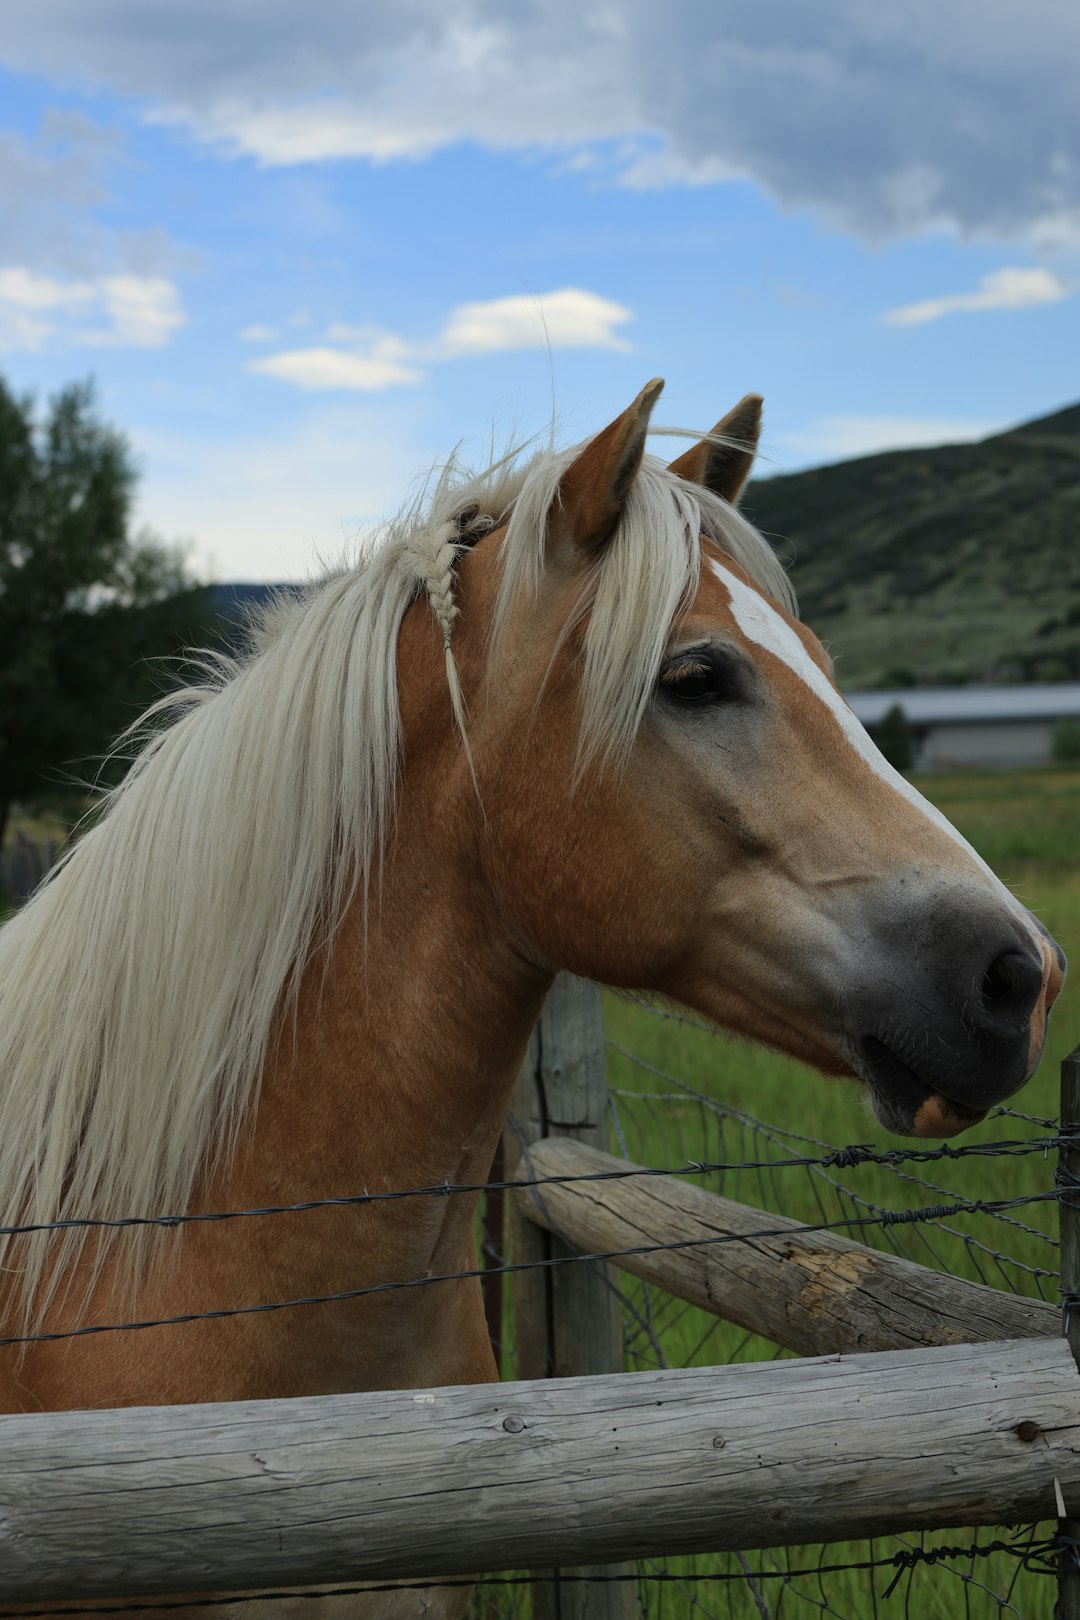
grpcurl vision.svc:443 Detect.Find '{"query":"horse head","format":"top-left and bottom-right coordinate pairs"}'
top-left (450, 381), bottom-right (1065, 1137)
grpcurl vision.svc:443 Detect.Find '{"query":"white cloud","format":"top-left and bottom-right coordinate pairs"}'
top-left (617, 149), bottom-right (737, 192)
top-left (884, 267), bottom-right (1073, 326)
top-left (0, 112), bottom-right (117, 273)
top-left (0, 111), bottom-right (191, 355)
top-left (132, 407), bottom-right (425, 581)
top-left (0, 264), bottom-right (185, 352)
top-left (0, 264), bottom-right (95, 317)
top-left (0, 307), bottom-right (50, 349)
top-left (0, 266), bottom-right (94, 349)
top-left (250, 288), bottom-right (632, 393)
top-left (178, 102), bottom-right (456, 168)
top-left (780, 415), bottom-right (1002, 464)
top-left (437, 290), bottom-right (631, 356)
top-left (0, 265), bottom-right (96, 313)
top-left (82, 275), bottom-right (185, 347)
top-left (240, 322), bottom-right (278, 343)
top-left (0, 110), bottom-right (192, 278)
top-left (249, 345), bottom-right (423, 392)
top-left (2, 2), bottom-right (1079, 241)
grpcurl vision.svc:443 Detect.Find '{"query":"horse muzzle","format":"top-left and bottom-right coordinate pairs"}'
top-left (842, 896), bottom-right (1065, 1139)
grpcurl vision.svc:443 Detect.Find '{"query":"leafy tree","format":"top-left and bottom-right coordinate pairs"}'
top-left (1052, 718), bottom-right (1080, 765)
top-left (880, 666), bottom-right (917, 689)
top-left (0, 376), bottom-right (210, 844)
top-left (875, 702), bottom-right (914, 772)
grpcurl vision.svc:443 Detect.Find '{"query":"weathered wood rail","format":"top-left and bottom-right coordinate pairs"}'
top-left (0, 1337), bottom-right (1077, 1603)
top-left (515, 1136), bottom-right (1059, 1355)
top-left (504, 975), bottom-right (634, 1620)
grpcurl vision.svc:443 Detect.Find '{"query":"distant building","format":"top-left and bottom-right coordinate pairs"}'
top-left (848, 684), bottom-right (1080, 770)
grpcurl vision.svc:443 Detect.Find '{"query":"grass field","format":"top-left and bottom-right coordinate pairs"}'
top-left (590, 768), bottom-right (1080, 1619)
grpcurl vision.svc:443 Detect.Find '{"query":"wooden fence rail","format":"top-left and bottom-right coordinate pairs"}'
top-left (515, 1136), bottom-right (1059, 1356)
top-left (0, 1337), bottom-right (1076, 1603)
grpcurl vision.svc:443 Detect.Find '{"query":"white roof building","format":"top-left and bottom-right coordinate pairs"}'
top-left (846, 683), bottom-right (1080, 770)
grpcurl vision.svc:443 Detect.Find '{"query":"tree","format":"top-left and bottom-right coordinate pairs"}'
top-left (875, 702), bottom-right (914, 772)
top-left (0, 376), bottom-right (210, 844)
top-left (1052, 718), bottom-right (1080, 765)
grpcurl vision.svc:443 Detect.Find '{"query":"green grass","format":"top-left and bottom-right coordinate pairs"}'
top-left (925, 766), bottom-right (1080, 870)
top-left (560, 769), bottom-right (1080, 1619)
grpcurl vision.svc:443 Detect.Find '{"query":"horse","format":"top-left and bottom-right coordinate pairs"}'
top-left (0, 382), bottom-right (1065, 1617)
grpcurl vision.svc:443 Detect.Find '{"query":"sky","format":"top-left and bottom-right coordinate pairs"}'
top-left (0, 2), bottom-right (1078, 584)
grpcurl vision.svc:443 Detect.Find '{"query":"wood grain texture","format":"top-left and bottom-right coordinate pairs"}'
top-left (502, 979), bottom-right (632, 1620)
top-left (517, 1137), bottom-right (1059, 1355)
top-left (0, 1338), bottom-right (1077, 1602)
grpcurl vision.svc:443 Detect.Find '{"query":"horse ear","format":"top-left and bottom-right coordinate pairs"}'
top-left (667, 392), bottom-right (763, 506)
top-left (553, 378), bottom-right (664, 555)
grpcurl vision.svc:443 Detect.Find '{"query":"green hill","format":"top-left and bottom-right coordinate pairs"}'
top-left (743, 403), bottom-right (1080, 688)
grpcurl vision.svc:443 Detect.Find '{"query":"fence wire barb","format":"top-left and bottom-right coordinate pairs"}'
top-left (0, 1135), bottom-right (1064, 1241)
top-left (1, 1182), bottom-right (1063, 1346)
top-left (0, 1532), bottom-right (1065, 1617)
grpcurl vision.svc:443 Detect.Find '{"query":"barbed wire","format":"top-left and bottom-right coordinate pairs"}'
top-left (0, 1132), bottom-right (1065, 1241)
top-left (1, 1181), bottom-right (1062, 1346)
top-left (0, 1531), bottom-right (1067, 1617)
top-left (606, 1045), bottom-right (1066, 1275)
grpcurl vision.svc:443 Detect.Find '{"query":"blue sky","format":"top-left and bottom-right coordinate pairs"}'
top-left (1, 3), bottom-right (1078, 581)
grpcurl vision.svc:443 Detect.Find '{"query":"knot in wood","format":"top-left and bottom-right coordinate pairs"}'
top-left (711, 1435), bottom-right (726, 1450)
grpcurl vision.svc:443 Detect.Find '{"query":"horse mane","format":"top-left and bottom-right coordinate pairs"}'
top-left (0, 429), bottom-right (793, 1318)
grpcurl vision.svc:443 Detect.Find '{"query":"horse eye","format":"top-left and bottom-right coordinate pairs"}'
top-left (659, 656), bottom-right (738, 706)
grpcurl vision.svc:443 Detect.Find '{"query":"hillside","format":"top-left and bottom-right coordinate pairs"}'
top-left (743, 403), bottom-right (1080, 688)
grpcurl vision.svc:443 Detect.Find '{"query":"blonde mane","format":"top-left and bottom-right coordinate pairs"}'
top-left (0, 430), bottom-right (793, 1316)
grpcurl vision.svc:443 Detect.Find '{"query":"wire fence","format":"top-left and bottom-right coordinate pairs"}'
top-left (482, 1000), bottom-right (1075, 1620)
top-left (0, 1535), bottom-right (1071, 1620)
top-left (0, 994), bottom-right (1075, 1618)
top-left (0, 1125), bottom-right (1062, 1348)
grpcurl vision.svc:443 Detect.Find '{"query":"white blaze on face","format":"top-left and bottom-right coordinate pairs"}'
top-left (709, 558), bottom-right (1031, 925)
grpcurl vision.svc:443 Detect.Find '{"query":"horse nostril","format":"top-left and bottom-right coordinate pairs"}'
top-left (981, 947), bottom-right (1043, 1022)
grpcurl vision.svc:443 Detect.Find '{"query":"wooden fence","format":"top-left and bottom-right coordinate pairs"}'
top-left (3, 1338), bottom-right (1077, 1602)
top-left (0, 975), bottom-right (1076, 1617)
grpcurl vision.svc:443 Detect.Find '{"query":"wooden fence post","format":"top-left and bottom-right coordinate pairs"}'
top-left (1058, 1044), bottom-right (1080, 1620)
top-left (504, 975), bottom-right (635, 1620)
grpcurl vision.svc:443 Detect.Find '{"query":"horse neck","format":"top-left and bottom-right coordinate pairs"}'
top-left (226, 726), bottom-right (552, 1251)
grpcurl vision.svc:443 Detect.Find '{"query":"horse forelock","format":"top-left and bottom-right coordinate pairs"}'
top-left (0, 426), bottom-right (791, 1321)
top-left (489, 442), bottom-right (794, 769)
